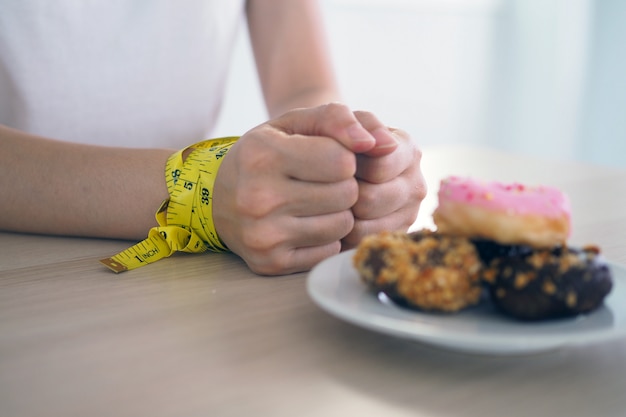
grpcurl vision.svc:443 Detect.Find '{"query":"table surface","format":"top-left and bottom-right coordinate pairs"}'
top-left (2, 145), bottom-right (626, 417)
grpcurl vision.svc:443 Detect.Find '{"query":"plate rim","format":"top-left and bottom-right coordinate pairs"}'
top-left (306, 249), bottom-right (626, 355)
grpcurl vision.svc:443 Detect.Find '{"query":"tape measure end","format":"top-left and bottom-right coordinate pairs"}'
top-left (100, 258), bottom-right (128, 273)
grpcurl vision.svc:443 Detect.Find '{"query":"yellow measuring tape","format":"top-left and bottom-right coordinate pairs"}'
top-left (100, 137), bottom-right (239, 273)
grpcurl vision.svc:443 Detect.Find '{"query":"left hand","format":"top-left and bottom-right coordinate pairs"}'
top-left (341, 111), bottom-right (427, 249)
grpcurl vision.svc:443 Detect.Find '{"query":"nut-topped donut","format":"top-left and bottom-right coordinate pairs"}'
top-left (433, 176), bottom-right (571, 248)
top-left (353, 229), bottom-right (483, 313)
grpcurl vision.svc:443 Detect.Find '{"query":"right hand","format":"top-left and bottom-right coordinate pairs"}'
top-left (213, 103), bottom-right (377, 275)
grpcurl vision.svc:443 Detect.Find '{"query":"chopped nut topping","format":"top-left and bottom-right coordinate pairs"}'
top-left (566, 291), bottom-right (577, 307)
top-left (542, 280), bottom-right (557, 295)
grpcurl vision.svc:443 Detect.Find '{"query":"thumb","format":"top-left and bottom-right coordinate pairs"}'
top-left (272, 103), bottom-right (376, 153)
top-left (353, 110), bottom-right (400, 158)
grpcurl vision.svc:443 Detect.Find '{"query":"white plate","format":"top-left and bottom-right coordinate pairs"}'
top-left (307, 250), bottom-right (626, 355)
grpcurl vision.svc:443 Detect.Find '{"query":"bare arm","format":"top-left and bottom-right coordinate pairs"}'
top-left (0, 125), bottom-right (170, 240)
top-left (246, 0), bottom-right (341, 116)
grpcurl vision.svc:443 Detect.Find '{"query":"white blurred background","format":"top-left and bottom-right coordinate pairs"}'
top-left (213, 0), bottom-right (625, 168)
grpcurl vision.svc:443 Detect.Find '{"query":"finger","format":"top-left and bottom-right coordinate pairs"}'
top-left (341, 203), bottom-right (422, 250)
top-left (283, 210), bottom-right (355, 274)
top-left (286, 242), bottom-right (342, 274)
top-left (353, 111), bottom-right (399, 157)
top-left (281, 134), bottom-right (358, 182)
top-left (351, 177), bottom-right (407, 220)
top-left (354, 162), bottom-right (427, 220)
top-left (355, 134), bottom-right (421, 184)
top-left (236, 210), bottom-right (354, 275)
top-left (236, 126), bottom-right (357, 183)
top-left (239, 177), bottom-right (358, 219)
top-left (286, 178), bottom-right (359, 216)
top-left (250, 242), bottom-right (342, 276)
top-left (289, 210), bottom-right (355, 248)
top-left (273, 103), bottom-right (376, 153)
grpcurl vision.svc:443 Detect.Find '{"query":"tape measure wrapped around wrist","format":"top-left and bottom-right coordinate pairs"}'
top-left (100, 136), bottom-right (239, 273)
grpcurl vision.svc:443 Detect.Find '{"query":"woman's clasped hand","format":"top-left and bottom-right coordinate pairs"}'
top-left (213, 103), bottom-right (427, 275)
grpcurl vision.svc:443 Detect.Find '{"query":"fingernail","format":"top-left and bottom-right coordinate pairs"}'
top-left (347, 123), bottom-right (375, 144)
top-left (372, 127), bottom-right (398, 148)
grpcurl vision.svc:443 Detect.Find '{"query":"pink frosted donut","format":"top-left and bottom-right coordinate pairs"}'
top-left (432, 176), bottom-right (571, 248)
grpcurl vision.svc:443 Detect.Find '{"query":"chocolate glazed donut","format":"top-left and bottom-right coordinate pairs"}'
top-left (477, 243), bottom-right (613, 321)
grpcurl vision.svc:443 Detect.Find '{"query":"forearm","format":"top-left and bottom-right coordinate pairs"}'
top-left (247, 0), bottom-right (341, 118)
top-left (0, 125), bottom-right (171, 240)
top-left (265, 86), bottom-right (342, 119)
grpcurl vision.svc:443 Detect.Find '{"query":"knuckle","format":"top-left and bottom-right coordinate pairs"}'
top-left (343, 178), bottom-right (359, 205)
top-left (318, 102), bottom-right (356, 133)
top-left (360, 157), bottom-right (392, 184)
top-left (352, 184), bottom-right (376, 218)
top-left (396, 206), bottom-right (419, 231)
top-left (238, 228), bottom-right (269, 253)
top-left (405, 165), bottom-right (427, 203)
top-left (338, 209), bottom-right (356, 237)
top-left (326, 241), bottom-right (343, 256)
top-left (322, 101), bottom-right (350, 115)
top-left (235, 187), bottom-right (284, 219)
top-left (248, 254), bottom-right (290, 276)
top-left (324, 211), bottom-right (355, 242)
top-left (238, 142), bottom-right (277, 173)
top-left (415, 178), bottom-right (428, 201)
top-left (342, 222), bottom-right (366, 248)
top-left (372, 162), bottom-right (393, 184)
top-left (239, 222), bottom-right (284, 253)
top-left (335, 150), bottom-right (357, 178)
top-left (411, 143), bottom-right (423, 162)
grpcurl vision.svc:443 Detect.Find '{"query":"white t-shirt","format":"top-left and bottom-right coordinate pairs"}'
top-left (0, 0), bottom-right (246, 149)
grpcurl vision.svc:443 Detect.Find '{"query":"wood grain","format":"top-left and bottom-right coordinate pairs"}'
top-left (2, 146), bottom-right (625, 417)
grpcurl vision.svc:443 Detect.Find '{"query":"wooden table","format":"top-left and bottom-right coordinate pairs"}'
top-left (2, 145), bottom-right (626, 417)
